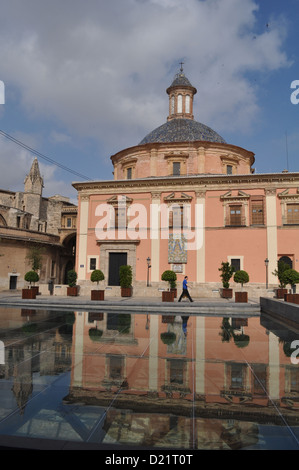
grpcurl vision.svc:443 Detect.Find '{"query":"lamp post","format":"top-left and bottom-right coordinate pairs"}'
top-left (264, 258), bottom-right (269, 289)
top-left (147, 257), bottom-right (151, 287)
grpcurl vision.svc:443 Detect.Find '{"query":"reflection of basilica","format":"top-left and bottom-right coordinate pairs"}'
top-left (0, 308), bottom-right (298, 448)
top-left (0, 308), bottom-right (73, 414)
top-left (63, 311), bottom-right (299, 449)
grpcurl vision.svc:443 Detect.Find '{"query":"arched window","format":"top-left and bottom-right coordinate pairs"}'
top-left (177, 94), bottom-right (182, 113)
top-left (185, 95), bottom-right (190, 113)
top-left (171, 95), bottom-right (175, 114)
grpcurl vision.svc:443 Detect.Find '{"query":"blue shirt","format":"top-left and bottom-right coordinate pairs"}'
top-left (183, 279), bottom-right (188, 289)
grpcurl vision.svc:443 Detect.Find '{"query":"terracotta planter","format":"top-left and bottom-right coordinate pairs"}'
top-left (30, 286), bottom-right (39, 295)
top-left (162, 291), bottom-right (174, 302)
top-left (276, 288), bottom-right (288, 299)
top-left (88, 312), bottom-right (104, 321)
top-left (284, 293), bottom-right (299, 304)
top-left (121, 287), bottom-right (132, 297)
top-left (170, 288), bottom-right (177, 298)
top-left (91, 290), bottom-right (105, 301)
top-left (21, 308), bottom-right (36, 316)
top-left (235, 291), bottom-right (248, 303)
top-left (221, 288), bottom-right (233, 299)
top-left (162, 315), bottom-right (175, 323)
top-left (67, 286), bottom-right (78, 296)
top-left (22, 288), bottom-right (36, 299)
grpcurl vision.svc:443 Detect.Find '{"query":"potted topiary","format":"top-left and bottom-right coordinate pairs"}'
top-left (218, 262), bottom-right (235, 298)
top-left (89, 327), bottom-right (103, 341)
top-left (161, 270), bottom-right (177, 302)
top-left (119, 265), bottom-right (133, 297)
top-left (273, 260), bottom-right (290, 298)
top-left (281, 269), bottom-right (299, 304)
top-left (25, 246), bottom-right (43, 295)
top-left (233, 270), bottom-right (249, 303)
top-left (90, 269), bottom-right (105, 300)
top-left (67, 269), bottom-right (78, 296)
top-left (160, 332), bottom-right (176, 345)
top-left (22, 271), bottom-right (39, 299)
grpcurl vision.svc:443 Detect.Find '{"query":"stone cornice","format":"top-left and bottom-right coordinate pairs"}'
top-left (110, 140), bottom-right (255, 164)
top-left (73, 172), bottom-right (299, 195)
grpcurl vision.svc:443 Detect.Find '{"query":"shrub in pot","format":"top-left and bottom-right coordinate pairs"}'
top-left (119, 265), bottom-right (133, 297)
top-left (161, 270), bottom-right (177, 302)
top-left (272, 260), bottom-right (290, 298)
top-left (90, 269), bottom-right (105, 300)
top-left (160, 332), bottom-right (176, 345)
top-left (281, 269), bottom-right (299, 303)
top-left (219, 262), bottom-right (234, 298)
top-left (67, 269), bottom-right (78, 296)
top-left (89, 327), bottom-right (103, 341)
top-left (233, 270), bottom-right (249, 303)
top-left (22, 271), bottom-right (39, 299)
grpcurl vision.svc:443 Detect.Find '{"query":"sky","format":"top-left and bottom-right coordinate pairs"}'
top-left (0, 0), bottom-right (298, 203)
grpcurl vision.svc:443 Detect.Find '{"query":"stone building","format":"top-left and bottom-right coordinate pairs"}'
top-left (0, 158), bottom-right (77, 290)
top-left (73, 68), bottom-right (299, 297)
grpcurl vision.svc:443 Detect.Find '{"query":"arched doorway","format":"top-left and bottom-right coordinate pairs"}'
top-left (64, 260), bottom-right (74, 284)
top-left (279, 256), bottom-right (293, 269)
top-left (61, 232), bottom-right (76, 284)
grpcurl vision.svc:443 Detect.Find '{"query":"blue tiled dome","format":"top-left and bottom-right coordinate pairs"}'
top-left (139, 118), bottom-right (226, 145)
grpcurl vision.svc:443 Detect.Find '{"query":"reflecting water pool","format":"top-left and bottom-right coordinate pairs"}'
top-left (0, 307), bottom-right (298, 450)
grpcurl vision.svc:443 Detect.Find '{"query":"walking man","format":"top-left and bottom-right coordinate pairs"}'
top-left (178, 276), bottom-right (193, 302)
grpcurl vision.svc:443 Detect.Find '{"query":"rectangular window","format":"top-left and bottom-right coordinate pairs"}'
top-left (89, 258), bottom-right (96, 271)
top-left (229, 205), bottom-right (242, 226)
top-left (109, 356), bottom-right (124, 379)
top-left (289, 367), bottom-right (299, 393)
top-left (127, 167), bottom-right (132, 179)
top-left (230, 363), bottom-right (245, 390)
top-left (251, 200), bottom-right (264, 225)
top-left (169, 205), bottom-right (187, 229)
top-left (169, 359), bottom-right (185, 385)
top-left (226, 165), bottom-right (233, 175)
top-left (231, 258), bottom-right (241, 272)
top-left (252, 365), bottom-right (267, 396)
top-left (114, 207), bottom-right (126, 229)
top-left (173, 162), bottom-right (181, 176)
top-left (286, 204), bottom-right (299, 224)
top-left (66, 217), bottom-right (72, 228)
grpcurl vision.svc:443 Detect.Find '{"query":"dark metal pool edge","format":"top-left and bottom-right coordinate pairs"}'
top-left (260, 297), bottom-right (299, 327)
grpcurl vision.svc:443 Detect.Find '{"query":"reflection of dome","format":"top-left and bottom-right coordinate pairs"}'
top-left (139, 118), bottom-right (226, 145)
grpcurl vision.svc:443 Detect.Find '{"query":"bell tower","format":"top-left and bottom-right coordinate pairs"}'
top-left (23, 158), bottom-right (44, 227)
top-left (166, 64), bottom-right (197, 121)
top-left (24, 157), bottom-right (44, 195)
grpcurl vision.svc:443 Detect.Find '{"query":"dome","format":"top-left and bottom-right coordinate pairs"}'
top-left (167, 71), bottom-right (195, 90)
top-left (139, 118), bottom-right (226, 145)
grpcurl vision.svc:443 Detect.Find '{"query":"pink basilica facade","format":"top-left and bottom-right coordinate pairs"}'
top-left (73, 69), bottom-right (299, 297)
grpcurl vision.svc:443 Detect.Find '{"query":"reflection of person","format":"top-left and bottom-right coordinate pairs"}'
top-left (178, 276), bottom-right (193, 302)
top-left (182, 316), bottom-right (189, 335)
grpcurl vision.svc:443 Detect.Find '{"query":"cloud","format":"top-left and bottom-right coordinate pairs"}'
top-left (0, 0), bottom-right (291, 190)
